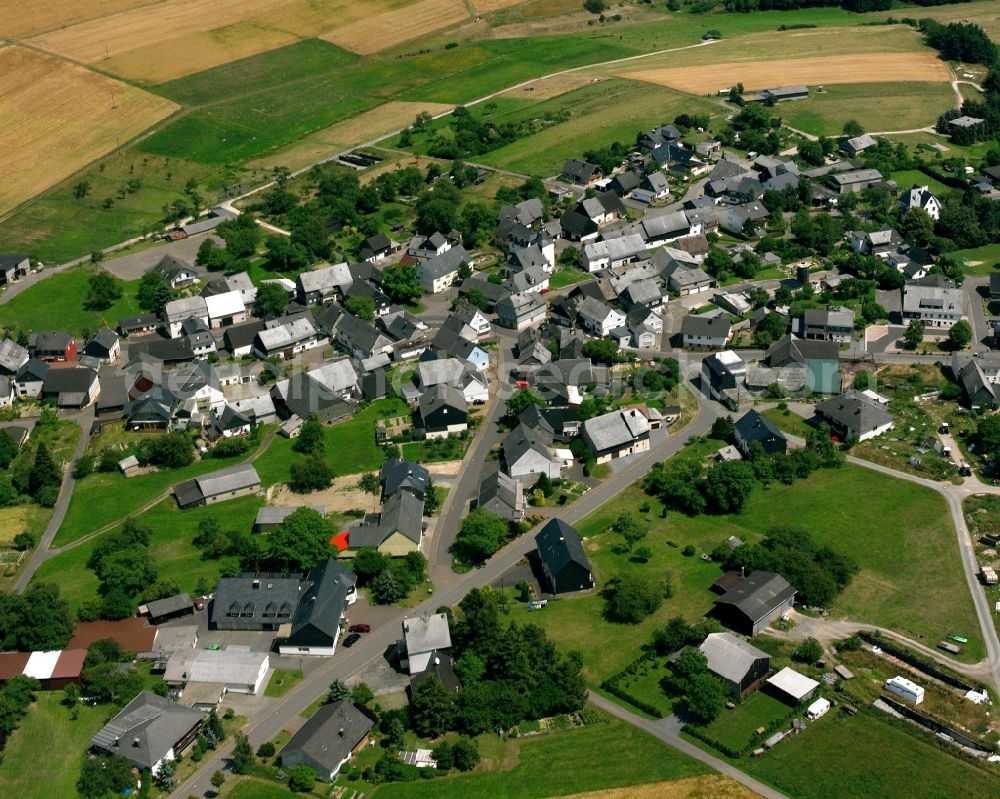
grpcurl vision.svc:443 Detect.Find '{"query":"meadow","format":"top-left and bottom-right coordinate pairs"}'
top-left (504, 457), bottom-right (984, 684)
top-left (729, 709), bottom-right (1000, 799)
top-left (0, 46), bottom-right (177, 216)
top-left (0, 266), bottom-right (141, 336)
top-left (36, 495), bottom-right (263, 615)
top-left (0, 693), bottom-right (111, 799)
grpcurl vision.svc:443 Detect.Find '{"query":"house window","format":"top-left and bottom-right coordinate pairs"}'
top-left (298, 647), bottom-right (309, 653)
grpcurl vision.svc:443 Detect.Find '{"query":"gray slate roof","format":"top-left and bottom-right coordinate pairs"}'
top-left (699, 632), bottom-right (770, 684)
top-left (714, 571), bottom-right (795, 623)
top-left (281, 699), bottom-right (374, 774)
top-left (535, 518), bottom-right (591, 575)
top-left (91, 691), bottom-right (203, 769)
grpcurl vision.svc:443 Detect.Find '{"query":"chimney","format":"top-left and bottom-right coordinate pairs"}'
top-left (252, 579), bottom-right (260, 589)
top-left (338, 728), bottom-right (345, 737)
top-left (740, 566), bottom-right (745, 577)
top-left (133, 737), bottom-right (141, 748)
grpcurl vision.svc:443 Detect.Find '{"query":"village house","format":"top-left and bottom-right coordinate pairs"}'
top-left (416, 358), bottom-right (489, 404)
top-left (815, 389), bottom-right (894, 441)
top-left (28, 331), bottom-right (75, 362)
top-left (153, 255), bottom-right (199, 289)
top-left (0, 339), bottom-right (29, 376)
top-left (841, 133), bottom-right (877, 157)
top-left (349, 490), bottom-right (425, 555)
top-left (733, 409), bottom-right (787, 458)
top-left (254, 315), bottom-right (326, 359)
top-left (163, 296), bottom-right (209, 339)
top-left (476, 468), bottom-right (526, 522)
top-left (898, 184), bottom-right (941, 220)
top-left (576, 296), bottom-right (626, 337)
top-left (296, 262), bottom-right (353, 306)
top-left (579, 234), bottom-right (648, 273)
top-left (501, 423), bottom-right (569, 481)
top-left (902, 279), bottom-right (964, 327)
top-left (204, 290), bottom-right (248, 329)
top-left (417, 246), bottom-right (469, 294)
top-left (682, 312), bottom-right (732, 348)
top-left (803, 306), bottom-right (854, 343)
top-left (42, 367), bottom-right (100, 408)
top-left (358, 232), bottom-right (401, 263)
top-left (561, 159), bottom-right (602, 186)
top-left (535, 518), bottom-right (593, 594)
top-left (91, 691), bottom-right (203, 772)
top-left (582, 407), bottom-right (651, 463)
top-left (418, 383), bottom-right (469, 438)
top-left (82, 327), bottom-right (121, 363)
top-left (400, 613), bottom-right (452, 674)
top-left (279, 700), bottom-right (374, 781)
top-left (828, 168), bottom-right (883, 194)
top-left (497, 292), bottom-right (547, 331)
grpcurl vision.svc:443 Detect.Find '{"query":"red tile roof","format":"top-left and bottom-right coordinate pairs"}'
top-left (68, 617), bottom-right (157, 653)
top-left (52, 649), bottom-right (87, 679)
top-left (0, 652), bottom-right (31, 680)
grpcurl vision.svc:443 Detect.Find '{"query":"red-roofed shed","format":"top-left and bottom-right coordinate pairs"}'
top-left (68, 617), bottom-right (157, 653)
top-left (0, 652), bottom-right (31, 682)
top-left (49, 649), bottom-right (86, 689)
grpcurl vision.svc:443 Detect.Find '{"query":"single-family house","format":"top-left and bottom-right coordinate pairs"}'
top-left (28, 331), bottom-right (75, 362)
top-left (701, 350), bottom-right (746, 409)
top-left (335, 313), bottom-right (394, 360)
top-left (501, 423), bottom-right (566, 480)
top-left (902, 279), bottom-right (964, 328)
top-left (452, 300), bottom-right (492, 339)
top-left (803, 306), bottom-right (854, 343)
top-left (417, 246), bottom-right (469, 294)
top-left (898, 184), bottom-right (941, 221)
top-left (815, 389), bottom-right (894, 441)
top-left (416, 357), bottom-right (488, 404)
top-left (734, 409), bottom-right (787, 457)
top-left (640, 211), bottom-right (694, 244)
top-left (582, 407), bottom-right (651, 463)
top-left (82, 327), bottom-right (121, 363)
top-left (418, 384), bottom-right (468, 438)
top-left (580, 234), bottom-right (648, 273)
top-left (349, 490), bottom-right (424, 555)
top-left (682, 312), bottom-right (732, 348)
top-left (358, 233), bottom-right (400, 263)
top-left (561, 159), bottom-right (602, 186)
top-left (828, 169), bottom-right (883, 194)
top-left (577, 296), bottom-right (626, 337)
top-left (279, 700), bottom-right (373, 781)
top-left (153, 255), bottom-right (199, 289)
top-left (90, 691), bottom-right (203, 772)
top-left (535, 518), bottom-right (593, 594)
top-left (296, 262), bottom-right (353, 306)
top-left (400, 613), bottom-right (452, 675)
top-left (254, 315), bottom-right (326, 359)
top-left (476, 468), bottom-right (525, 522)
top-left (497, 292), bottom-right (547, 331)
top-left (42, 367), bottom-right (100, 408)
top-left (0, 338), bottom-right (28, 376)
top-left (559, 210), bottom-right (600, 243)
top-left (380, 458), bottom-right (429, 500)
top-left (163, 296), bottom-right (209, 339)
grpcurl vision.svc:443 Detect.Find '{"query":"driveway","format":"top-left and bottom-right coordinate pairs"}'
top-left (101, 233), bottom-right (220, 280)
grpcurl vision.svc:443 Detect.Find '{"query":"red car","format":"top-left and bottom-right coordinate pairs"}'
top-left (193, 598), bottom-right (205, 611)
top-left (348, 624), bottom-right (371, 633)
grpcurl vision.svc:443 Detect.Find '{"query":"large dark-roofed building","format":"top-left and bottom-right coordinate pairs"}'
top-left (279, 699), bottom-right (374, 780)
top-left (714, 570), bottom-right (795, 636)
top-left (535, 519), bottom-right (593, 595)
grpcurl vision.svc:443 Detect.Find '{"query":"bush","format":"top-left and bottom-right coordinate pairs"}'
top-left (256, 742), bottom-right (275, 758)
top-left (792, 637), bottom-right (823, 664)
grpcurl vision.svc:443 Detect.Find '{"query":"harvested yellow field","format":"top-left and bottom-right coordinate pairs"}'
top-left (552, 776), bottom-right (760, 799)
top-left (0, 46), bottom-right (178, 214)
top-left (29, 0), bottom-right (417, 82)
top-left (320, 0), bottom-right (469, 54)
top-left (624, 52), bottom-right (950, 95)
top-left (472, 0), bottom-right (532, 13)
top-left (0, 507), bottom-right (34, 544)
top-left (250, 100), bottom-right (453, 171)
top-left (502, 72), bottom-right (604, 100)
top-left (0, 0), bottom-right (153, 39)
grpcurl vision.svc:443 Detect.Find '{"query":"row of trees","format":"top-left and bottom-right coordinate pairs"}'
top-left (0, 581), bottom-right (73, 652)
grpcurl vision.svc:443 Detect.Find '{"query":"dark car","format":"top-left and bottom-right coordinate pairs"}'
top-left (342, 633), bottom-right (361, 648)
top-left (193, 598), bottom-right (204, 611)
top-left (348, 624), bottom-right (371, 633)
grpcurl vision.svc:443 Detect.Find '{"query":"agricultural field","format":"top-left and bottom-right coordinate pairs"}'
top-left (0, 46), bottom-right (177, 216)
top-left (0, 0), bottom-right (154, 38)
top-left (0, 692), bottom-right (111, 799)
top-left (624, 52), bottom-right (949, 96)
top-left (29, 0), bottom-right (472, 84)
top-left (321, 0), bottom-right (470, 55)
top-left (371, 716), bottom-right (710, 799)
top-left (0, 266), bottom-right (141, 337)
top-left (782, 82), bottom-right (956, 138)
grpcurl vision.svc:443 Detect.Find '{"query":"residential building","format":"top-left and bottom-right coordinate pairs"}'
top-left (501, 423), bottom-right (567, 480)
top-left (42, 367), bottom-right (100, 408)
top-left (475, 468), bottom-right (525, 522)
top-left (416, 358), bottom-right (489, 404)
top-left (296, 262), bottom-right (353, 306)
top-left (803, 306), bottom-right (854, 343)
top-left (815, 389), bottom-right (894, 441)
top-left (173, 463), bottom-right (261, 508)
top-left (349, 490), bottom-right (424, 555)
top-left (407, 232), bottom-right (451, 260)
top-left (358, 232), bottom-right (400, 263)
top-left (902, 280), bottom-right (964, 327)
top-left (559, 210), bottom-right (599, 243)
top-left (417, 246), bottom-right (469, 294)
top-left (733, 409), bottom-right (787, 457)
top-left (452, 301), bottom-right (492, 339)
top-left (535, 519), bottom-right (593, 594)
top-left (699, 633), bottom-right (772, 701)
top-left (83, 327), bottom-right (121, 363)
top-left (334, 314), bottom-right (393, 361)
top-left (497, 292), bottom-right (547, 331)
top-left (579, 234), bottom-right (648, 273)
top-left (418, 384), bottom-right (468, 438)
top-left (380, 458), bottom-right (430, 500)
top-left (582, 408), bottom-right (651, 464)
top-left (898, 184), bottom-right (941, 221)
top-left (714, 570), bottom-right (796, 637)
top-left (163, 297), bottom-right (209, 339)
top-left (828, 169), bottom-right (883, 194)
top-left (561, 159), bottom-right (602, 186)
top-left (682, 312), bottom-right (732, 348)
top-left (765, 334), bottom-right (841, 394)
top-left (0, 338), bottom-right (29, 376)
top-left (279, 700), bottom-right (374, 781)
top-left (254, 315), bottom-right (326, 359)
top-left (841, 133), bottom-right (877, 157)
top-left (577, 296), bottom-right (626, 337)
top-left (204, 290), bottom-right (247, 329)
top-left (400, 613), bottom-right (452, 675)
top-left (28, 331), bottom-right (75, 362)
top-left (90, 691), bottom-right (203, 772)
top-left (153, 255), bottom-right (198, 288)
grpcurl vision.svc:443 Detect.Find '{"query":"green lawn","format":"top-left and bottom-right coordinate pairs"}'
top-left (731, 709), bottom-right (1000, 799)
top-left (890, 168), bottom-right (953, 198)
top-left (762, 407), bottom-right (815, 439)
top-left (0, 693), bottom-right (110, 799)
top-left (255, 398), bottom-right (409, 487)
top-left (264, 669), bottom-right (303, 698)
top-left (0, 266), bottom-right (141, 337)
top-left (224, 781), bottom-right (299, 799)
top-left (372, 716), bottom-right (708, 799)
top-left (549, 266), bottom-right (591, 290)
top-left (782, 82), bottom-right (954, 138)
top-left (36, 495), bottom-right (261, 614)
top-left (692, 692), bottom-right (792, 753)
top-left (953, 243), bottom-right (1000, 274)
top-left (55, 443), bottom-right (265, 547)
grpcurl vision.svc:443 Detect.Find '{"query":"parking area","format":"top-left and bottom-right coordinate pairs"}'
top-left (101, 233), bottom-right (219, 280)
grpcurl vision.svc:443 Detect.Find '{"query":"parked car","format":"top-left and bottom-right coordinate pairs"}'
top-left (193, 598), bottom-right (204, 611)
top-left (348, 624), bottom-right (371, 633)
top-left (342, 633), bottom-right (361, 648)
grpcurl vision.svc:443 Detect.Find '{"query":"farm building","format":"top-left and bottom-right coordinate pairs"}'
top-left (699, 632), bottom-right (771, 701)
top-left (766, 666), bottom-right (819, 704)
top-left (0, 649), bottom-right (85, 689)
top-left (164, 647), bottom-right (270, 696)
top-left (139, 593), bottom-right (194, 624)
top-left (173, 463), bottom-right (261, 509)
top-left (714, 570), bottom-right (795, 636)
top-left (68, 618), bottom-right (158, 653)
top-left (280, 699), bottom-right (374, 781)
